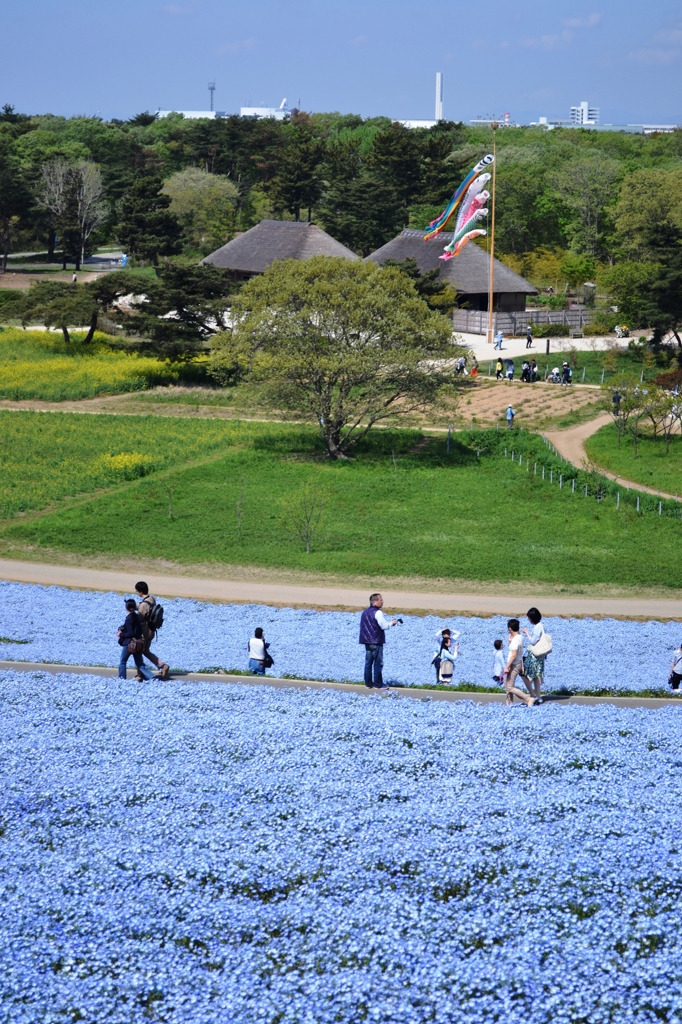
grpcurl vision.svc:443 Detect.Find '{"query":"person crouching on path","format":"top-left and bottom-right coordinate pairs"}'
top-left (504, 619), bottom-right (535, 706)
top-left (248, 627), bottom-right (268, 676)
top-left (359, 593), bottom-right (398, 689)
top-left (118, 598), bottom-right (153, 681)
top-left (135, 581), bottom-right (170, 680)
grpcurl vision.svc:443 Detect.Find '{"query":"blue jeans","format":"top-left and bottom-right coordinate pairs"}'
top-left (118, 647), bottom-right (153, 680)
top-left (364, 644), bottom-right (384, 687)
top-left (249, 658), bottom-right (265, 676)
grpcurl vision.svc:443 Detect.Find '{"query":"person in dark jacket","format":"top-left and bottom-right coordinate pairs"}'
top-left (118, 598), bottom-right (153, 680)
top-left (359, 593), bottom-right (398, 689)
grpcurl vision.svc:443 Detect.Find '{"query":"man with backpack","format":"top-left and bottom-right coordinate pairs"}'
top-left (135, 581), bottom-right (170, 680)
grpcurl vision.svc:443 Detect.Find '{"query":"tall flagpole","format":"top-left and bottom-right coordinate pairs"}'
top-left (487, 122), bottom-right (498, 344)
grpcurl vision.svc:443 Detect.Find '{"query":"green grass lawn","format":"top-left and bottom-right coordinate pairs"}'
top-left (2, 412), bottom-right (681, 590)
top-left (585, 422), bottom-right (682, 496)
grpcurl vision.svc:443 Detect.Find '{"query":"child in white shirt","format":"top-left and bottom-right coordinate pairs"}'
top-left (492, 639), bottom-right (506, 684)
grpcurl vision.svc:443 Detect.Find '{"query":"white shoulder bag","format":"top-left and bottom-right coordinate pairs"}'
top-left (529, 624), bottom-right (552, 657)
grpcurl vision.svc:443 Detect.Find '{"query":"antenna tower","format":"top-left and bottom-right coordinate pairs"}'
top-left (208, 81), bottom-right (216, 112)
top-left (435, 72), bottom-right (443, 121)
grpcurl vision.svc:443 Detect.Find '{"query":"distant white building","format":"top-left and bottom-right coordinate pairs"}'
top-left (570, 101), bottom-right (600, 125)
top-left (240, 99), bottom-right (289, 120)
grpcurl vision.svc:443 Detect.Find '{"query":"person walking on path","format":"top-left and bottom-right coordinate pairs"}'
top-left (506, 404), bottom-right (516, 429)
top-left (495, 357), bottom-right (504, 380)
top-left (494, 330), bottom-right (504, 350)
top-left (135, 582), bottom-right (170, 680)
top-left (469, 356), bottom-right (479, 379)
top-left (504, 619), bottom-right (535, 706)
top-left (248, 627), bottom-right (272, 675)
top-left (521, 607), bottom-right (548, 703)
top-left (118, 598), bottom-right (153, 681)
top-left (359, 593), bottom-right (398, 689)
top-left (506, 359), bottom-right (514, 381)
top-left (530, 359), bottom-right (538, 383)
top-left (670, 643), bottom-right (682, 691)
top-left (526, 325), bottom-right (533, 348)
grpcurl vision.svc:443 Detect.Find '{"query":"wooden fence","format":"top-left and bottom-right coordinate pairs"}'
top-left (452, 308), bottom-right (592, 336)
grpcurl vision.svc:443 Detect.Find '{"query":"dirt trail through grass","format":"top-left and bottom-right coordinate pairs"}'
top-left (546, 413), bottom-right (680, 501)
top-left (0, 379), bottom-right (603, 430)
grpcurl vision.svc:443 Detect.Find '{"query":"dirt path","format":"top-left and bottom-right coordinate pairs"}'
top-left (1, 557), bottom-right (681, 619)
top-left (545, 413), bottom-right (680, 501)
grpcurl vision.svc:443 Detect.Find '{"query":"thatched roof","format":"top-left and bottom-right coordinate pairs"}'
top-left (202, 219), bottom-right (359, 273)
top-left (366, 229), bottom-right (536, 296)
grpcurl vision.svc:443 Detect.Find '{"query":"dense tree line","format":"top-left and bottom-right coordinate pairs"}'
top-left (1, 103), bottom-right (681, 338)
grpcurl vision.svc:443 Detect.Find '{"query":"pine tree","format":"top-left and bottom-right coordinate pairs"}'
top-left (117, 174), bottom-right (182, 264)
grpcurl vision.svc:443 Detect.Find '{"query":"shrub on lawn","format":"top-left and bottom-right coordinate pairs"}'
top-left (530, 322), bottom-right (570, 337)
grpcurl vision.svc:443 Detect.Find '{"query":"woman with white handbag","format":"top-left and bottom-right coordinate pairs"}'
top-left (522, 607), bottom-right (552, 704)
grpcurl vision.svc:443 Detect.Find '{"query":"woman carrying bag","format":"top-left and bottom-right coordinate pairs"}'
top-left (521, 606), bottom-right (552, 704)
top-left (118, 598), bottom-right (153, 681)
top-left (433, 634), bottom-right (459, 685)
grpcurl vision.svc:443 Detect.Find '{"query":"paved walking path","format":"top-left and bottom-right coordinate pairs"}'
top-left (2, 660), bottom-right (679, 710)
top-left (545, 413), bottom-right (679, 501)
top-left (1, 557), bottom-right (681, 618)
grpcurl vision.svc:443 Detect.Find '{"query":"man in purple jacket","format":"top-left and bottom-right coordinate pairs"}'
top-left (359, 593), bottom-right (398, 689)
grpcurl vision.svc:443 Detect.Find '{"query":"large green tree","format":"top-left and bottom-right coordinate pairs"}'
top-left (210, 256), bottom-right (464, 458)
top-left (162, 167), bottom-right (238, 253)
top-left (117, 174), bottom-right (182, 264)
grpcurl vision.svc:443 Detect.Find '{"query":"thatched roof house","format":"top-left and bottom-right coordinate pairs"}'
top-left (202, 219), bottom-right (359, 280)
top-left (367, 228), bottom-right (536, 312)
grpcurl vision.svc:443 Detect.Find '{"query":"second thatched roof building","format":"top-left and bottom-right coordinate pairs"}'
top-left (366, 228), bottom-right (536, 312)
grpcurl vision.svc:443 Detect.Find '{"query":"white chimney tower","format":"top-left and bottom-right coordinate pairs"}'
top-left (435, 72), bottom-right (443, 121)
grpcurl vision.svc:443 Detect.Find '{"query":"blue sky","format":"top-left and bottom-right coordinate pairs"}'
top-left (2, 0), bottom-right (680, 125)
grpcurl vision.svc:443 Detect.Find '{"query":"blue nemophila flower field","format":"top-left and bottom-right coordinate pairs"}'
top-left (1, 670), bottom-right (682, 1023)
top-left (0, 581), bottom-right (679, 693)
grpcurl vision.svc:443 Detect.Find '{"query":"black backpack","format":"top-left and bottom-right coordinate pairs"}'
top-left (148, 602), bottom-right (164, 631)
